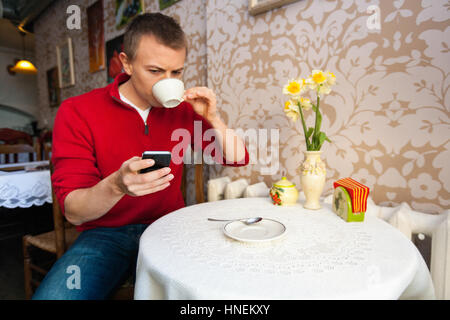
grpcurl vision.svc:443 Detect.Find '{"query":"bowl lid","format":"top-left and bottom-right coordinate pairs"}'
top-left (273, 177), bottom-right (296, 188)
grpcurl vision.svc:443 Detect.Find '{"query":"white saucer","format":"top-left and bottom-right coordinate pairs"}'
top-left (223, 218), bottom-right (286, 243)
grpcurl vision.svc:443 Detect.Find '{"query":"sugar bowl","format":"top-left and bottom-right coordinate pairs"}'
top-left (269, 177), bottom-right (299, 206)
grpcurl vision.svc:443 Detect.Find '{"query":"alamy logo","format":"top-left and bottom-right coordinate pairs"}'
top-left (170, 121), bottom-right (280, 175)
top-left (66, 265), bottom-right (81, 290)
top-left (367, 5), bottom-right (381, 31)
top-left (66, 5), bottom-right (81, 30)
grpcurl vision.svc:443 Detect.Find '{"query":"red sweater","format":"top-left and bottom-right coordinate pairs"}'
top-left (52, 73), bottom-right (249, 231)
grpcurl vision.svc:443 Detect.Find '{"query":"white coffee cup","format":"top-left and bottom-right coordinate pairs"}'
top-left (152, 78), bottom-right (185, 108)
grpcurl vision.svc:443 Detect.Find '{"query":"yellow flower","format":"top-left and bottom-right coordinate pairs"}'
top-left (312, 70), bottom-right (327, 85)
top-left (325, 71), bottom-right (336, 86)
top-left (307, 70), bottom-right (336, 95)
top-left (299, 97), bottom-right (312, 110)
top-left (284, 100), bottom-right (300, 121)
top-left (300, 78), bottom-right (308, 88)
top-left (281, 69), bottom-right (335, 151)
top-left (283, 79), bottom-right (305, 97)
top-left (304, 77), bottom-right (316, 90)
top-left (318, 85), bottom-right (331, 95)
top-left (284, 100), bottom-right (292, 110)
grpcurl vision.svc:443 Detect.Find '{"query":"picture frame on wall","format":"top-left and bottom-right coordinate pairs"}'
top-left (87, 0), bottom-right (105, 73)
top-left (56, 37), bottom-right (75, 88)
top-left (46, 67), bottom-right (60, 108)
top-left (159, 0), bottom-right (181, 10)
top-left (106, 34), bottom-right (124, 83)
top-left (248, 0), bottom-right (302, 15)
top-left (115, 0), bottom-right (145, 30)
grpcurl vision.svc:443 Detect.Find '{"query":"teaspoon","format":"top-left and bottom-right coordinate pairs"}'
top-left (207, 217), bottom-right (263, 225)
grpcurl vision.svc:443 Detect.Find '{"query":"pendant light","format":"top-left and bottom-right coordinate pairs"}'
top-left (7, 31), bottom-right (37, 75)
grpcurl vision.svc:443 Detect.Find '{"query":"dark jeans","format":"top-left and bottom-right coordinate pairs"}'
top-left (32, 224), bottom-right (148, 300)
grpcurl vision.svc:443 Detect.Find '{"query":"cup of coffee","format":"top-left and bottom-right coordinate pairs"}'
top-left (152, 78), bottom-right (185, 108)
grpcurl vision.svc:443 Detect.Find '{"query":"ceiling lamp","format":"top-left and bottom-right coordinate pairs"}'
top-left (9, 59), bottom-right (38, 74)
top-left (7, 30), bottom-right (37, 75)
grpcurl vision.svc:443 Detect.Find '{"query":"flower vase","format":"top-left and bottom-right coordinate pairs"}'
top-left (300, 151), bottom-right (326, 210)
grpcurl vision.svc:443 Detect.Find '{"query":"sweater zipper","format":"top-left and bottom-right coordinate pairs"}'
top-left (112, 96), bottom-right (149, 136)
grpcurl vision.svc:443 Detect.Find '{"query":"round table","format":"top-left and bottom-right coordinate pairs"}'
top-left (134, 197), bottom-right (435, 300)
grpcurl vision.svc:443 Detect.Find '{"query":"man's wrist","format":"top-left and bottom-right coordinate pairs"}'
top-left (109, 171), bottom-right (125, 197)
top-left (207, 115), bottom-right (223, 128)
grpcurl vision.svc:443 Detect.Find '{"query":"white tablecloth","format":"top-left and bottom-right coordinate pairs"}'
top-left (134, 197), bottom-right (435, 300)
top-left (0, 166), bottom-right (52, 209)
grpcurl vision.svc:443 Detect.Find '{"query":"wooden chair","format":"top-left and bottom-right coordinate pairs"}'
top-left (0, 128), bottom-right (33, 145)
top-left (22, 189), bottom-right (136, 300)
top-left (22, 165), bottom-right (138, 300)
top-left (181, 163), bottom-right (205, 204)
top-left (0, 144), bottom-right (35, 164)
top-left (38, 130), bottom-right (52, 161)
top-left (0, 128), bottom-right (38, 163)
top-left (22, 173), bottom-right (80, 299)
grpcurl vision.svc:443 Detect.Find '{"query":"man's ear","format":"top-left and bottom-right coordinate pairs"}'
top-left (119, 52), bottom-right (132, 75)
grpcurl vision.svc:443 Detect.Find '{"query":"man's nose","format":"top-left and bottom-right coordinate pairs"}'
top-left (162, 71), bottom-right (173, 79)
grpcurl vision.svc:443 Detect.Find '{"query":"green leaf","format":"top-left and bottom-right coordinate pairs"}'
top-left (319, 132), bottom-right (327, 144)
top-left (321, 131), bottom-right (331, 143)
top-left (305, 127), bottom-right (314, 139)
top-left (313, 136), bottom-right (321, 150)
top-left (318, 131), bottom-right (331, 149)
top-left (315, 110), bottom-right (322, 133)
top-left (312, 110), bottom-right (322, 149)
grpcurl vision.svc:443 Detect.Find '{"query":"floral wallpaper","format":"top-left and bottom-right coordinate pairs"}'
top-left (34, 0), bottom-right (449, 213)
top-left (205, 0), bottom-right (449, 214)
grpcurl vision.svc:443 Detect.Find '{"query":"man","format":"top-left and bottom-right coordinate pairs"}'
top-left (33, 12), bottom-right (249, 300)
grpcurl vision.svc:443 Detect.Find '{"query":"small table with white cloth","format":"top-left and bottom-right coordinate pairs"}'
top-left (134, 197), bottom-right (435, 300)
top-left (0, 161), bottom-right (52, 240)
top-left (0, 161), bottom-right (52, 208)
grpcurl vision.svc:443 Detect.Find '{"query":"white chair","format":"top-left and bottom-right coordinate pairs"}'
top-left (207, 176), bottom-right (231, 202)
top-left (243, 182), bottom-right (269, 198)
top-left (224, 178), bottom-right (248, 199)
top-left (207, 177), bottom-right (269, 201)
top-left (377, 203), bottom-right (449, 300)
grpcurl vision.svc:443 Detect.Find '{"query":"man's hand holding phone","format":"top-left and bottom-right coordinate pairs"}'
top-left (114, 152), bottom-right (173, 197)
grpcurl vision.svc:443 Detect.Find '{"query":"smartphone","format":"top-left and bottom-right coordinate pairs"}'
top-left (140, 151), bottom-right (171, 174)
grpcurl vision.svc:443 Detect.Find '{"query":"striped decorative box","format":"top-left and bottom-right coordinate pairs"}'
top-left (332, 178), bottom-right (370, 222)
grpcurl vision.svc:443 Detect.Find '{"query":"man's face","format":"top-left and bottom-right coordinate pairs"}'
top-left (121, 34), bottom-right (186, 107)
